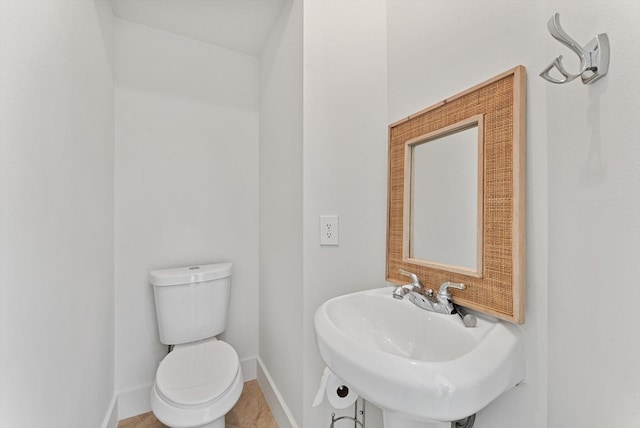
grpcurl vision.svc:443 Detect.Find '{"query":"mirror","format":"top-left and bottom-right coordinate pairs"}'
top-left (387, 66), bottom-right (526, 324)
top-left (405, 116), bottom-right (483, 276)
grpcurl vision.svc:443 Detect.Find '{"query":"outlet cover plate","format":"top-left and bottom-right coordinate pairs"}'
top-left (320, 215), bottom-right (339, 246)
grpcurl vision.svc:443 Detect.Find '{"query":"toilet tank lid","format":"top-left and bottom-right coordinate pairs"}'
top-left (150, 262), bottom-right (232, 286)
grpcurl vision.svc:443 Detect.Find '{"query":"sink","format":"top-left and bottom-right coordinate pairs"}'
top-left (314, 286), bottom-right (524, 426)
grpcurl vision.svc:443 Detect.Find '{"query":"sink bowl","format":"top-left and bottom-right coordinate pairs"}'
top-left (314, 286), bottom-right (524, 425)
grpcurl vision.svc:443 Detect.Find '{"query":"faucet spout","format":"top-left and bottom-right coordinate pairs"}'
top-left (392, 285), bottom-right (411, 300)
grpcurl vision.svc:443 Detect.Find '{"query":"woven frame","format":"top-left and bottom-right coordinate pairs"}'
top-left (387, 66), bottom-right (526, 323)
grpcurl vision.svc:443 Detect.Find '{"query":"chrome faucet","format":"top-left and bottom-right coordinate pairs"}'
top-left (407, 281), bottom-right (466, 315)
top-left (393, 269), bottom-right (470, 318)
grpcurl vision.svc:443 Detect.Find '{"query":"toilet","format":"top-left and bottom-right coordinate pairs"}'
top-left (149, 262), bottom-right (243, 428)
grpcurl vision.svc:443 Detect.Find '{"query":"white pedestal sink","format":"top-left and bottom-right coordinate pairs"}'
top-left (314, 287), bottom-right (524, 428)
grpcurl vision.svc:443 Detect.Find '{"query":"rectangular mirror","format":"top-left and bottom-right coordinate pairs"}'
top-left (387, 66), bottom-right (526, 323)
top-left (404, 115), bottom-right (483, 277)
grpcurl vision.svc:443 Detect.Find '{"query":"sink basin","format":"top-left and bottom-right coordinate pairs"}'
top-left (314, 286), bottom-right (524, 425)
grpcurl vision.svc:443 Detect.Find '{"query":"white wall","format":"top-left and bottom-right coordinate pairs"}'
top-left (258, 0), bottom-right (304, 425)
top-left (302, 1), bottom-right (388, 426)
top-left (544, 3), bottom-right (640, 427)
top-left (0, 0), bottom-right (115, 426)
top-left (114, 17), bottom-right (260, 411)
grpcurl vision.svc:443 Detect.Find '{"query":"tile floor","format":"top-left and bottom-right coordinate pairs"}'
top-left (117, 380), bottom-right (278, 428)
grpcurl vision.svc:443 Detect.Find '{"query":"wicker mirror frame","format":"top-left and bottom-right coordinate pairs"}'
top-left (387, 66), bottom-right (526, 323)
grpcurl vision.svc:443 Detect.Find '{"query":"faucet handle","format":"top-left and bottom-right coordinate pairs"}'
top-left (437, 282), bottom-right (466, 299)
top-left (399, 269), bottom-right (421, 285)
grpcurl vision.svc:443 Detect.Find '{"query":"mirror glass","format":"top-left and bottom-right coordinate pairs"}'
top-left (404, 116), bottom-right (483, 277)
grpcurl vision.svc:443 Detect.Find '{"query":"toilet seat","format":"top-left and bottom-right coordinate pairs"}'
top-left (155, 340), bottom-right (240, 407)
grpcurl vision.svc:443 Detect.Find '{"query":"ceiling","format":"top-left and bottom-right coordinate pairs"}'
top-left (109, 0), bottom-right (288, 57)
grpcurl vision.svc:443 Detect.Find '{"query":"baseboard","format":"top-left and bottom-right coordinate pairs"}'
top-left (117, 383), bottom-right (153, 420)
top-left (100, 394), bottom-right (119, 428)
top-left (241, 356), bottom-right (257, 381)
top-left (114, 357), bottom-right (257, 421)
top-left (257, 357), bottom-right (299, 428)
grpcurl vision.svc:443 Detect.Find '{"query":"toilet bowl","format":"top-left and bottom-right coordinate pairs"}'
top-left (150, 338), bottom-right (243, 428)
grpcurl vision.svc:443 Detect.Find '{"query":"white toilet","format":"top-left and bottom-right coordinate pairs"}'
top-left (149, 262), bottom-right (243, 428)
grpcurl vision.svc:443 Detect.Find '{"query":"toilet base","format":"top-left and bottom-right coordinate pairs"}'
top-left (209, 417), bottom-right (224, 428)
top-left (207, 417), bottom-right (224, 428)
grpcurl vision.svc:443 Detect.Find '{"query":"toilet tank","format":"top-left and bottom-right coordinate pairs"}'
top-left (150, 262), bottom-right (232, 345)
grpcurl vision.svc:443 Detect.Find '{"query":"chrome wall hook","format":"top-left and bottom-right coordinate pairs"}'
top-left (540, 13), bottom-right (609, 85)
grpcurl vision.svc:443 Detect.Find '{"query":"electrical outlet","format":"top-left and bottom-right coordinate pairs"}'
top-left (320, 215), bottom-right (339, 246)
